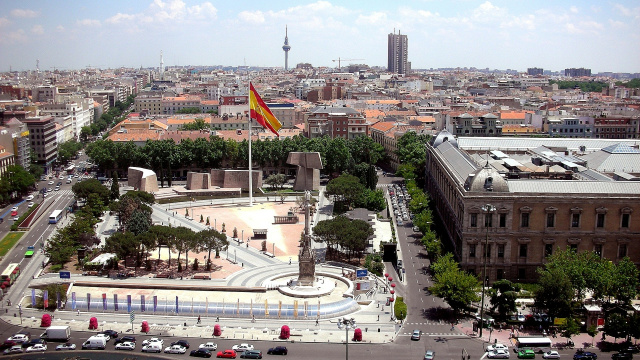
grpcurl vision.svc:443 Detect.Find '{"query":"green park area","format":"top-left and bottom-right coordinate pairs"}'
top-left (0, 232), bottom-right (24, 257)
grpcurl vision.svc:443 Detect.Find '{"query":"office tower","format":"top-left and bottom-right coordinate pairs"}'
top-left (388, 30), bottom-right (408, 75)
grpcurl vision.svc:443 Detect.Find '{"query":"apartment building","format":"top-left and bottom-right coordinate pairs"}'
top-left (444, 112), bottom-right (502, 136)
top-left (593, 118), bottom-right (639, 139)
top-left (305, 106), bottom-right (368, 139)
top-left (23, 116), bottom-right (57, 173)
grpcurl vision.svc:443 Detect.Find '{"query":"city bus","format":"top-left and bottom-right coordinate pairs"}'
top-left (65, 163), bottom-right (75, 175)
top-left (49, 210), bottom-right (63, 224)
top-left (515, 337), bottom-right (552, 353)
top-left (1, 263), bottom-right (20, 285)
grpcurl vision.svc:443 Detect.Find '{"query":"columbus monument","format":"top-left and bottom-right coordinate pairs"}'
top-left (297, 190), bottom-right (315, 286)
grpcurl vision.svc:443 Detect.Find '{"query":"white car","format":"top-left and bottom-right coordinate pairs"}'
top-left (27, 202), bottom-right (34, 208)
top-left (25, 344), bottom-right (47, 352)
top-left (7, 334), bottom-right (29, 343)
top-left (26, 195), bottom-right (34, 201)
top-left (232, 343), bottom-right (254, 352)
top-left (543, 351), bottom-right (560, 359)
top-left (10, 207), bottom-right (17, 212)
top-left (199, 342), bottom-right (218, 351)
top-left (487, 344), bottom-right (509, 352)
top-left (142, 338), bottom-right (164, 346)
top-left (55, 343), bottom-right (76, 350)
top-left (48, 181), bottom-right (54, 185)
top-left (488, 349), bottom-right (510, 359)
top-left (164, 345), bottom-right (187, 354)
top-left (93, 333), bottom-right (110, 342)
top-left (115, 341), bottom-right (136, 351)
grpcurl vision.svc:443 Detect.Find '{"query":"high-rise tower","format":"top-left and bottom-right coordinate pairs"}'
top-left (160, 50), bottom-right (164, 80)
top-left (282, 26), bottom-right (291, 71)
top-left (388, 30), bottom-right (408, 75)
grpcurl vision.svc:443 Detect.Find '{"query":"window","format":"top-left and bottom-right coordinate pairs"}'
top-left (469, 244), bottom-right (476, 258)
top-left (499, 213), bottom-right (506, 228)
top-left (571, 213), bottom-right (580, 228)
top-left (546, 213), bottom-right (555, 228)
top-left (570, 244), bottom-right (578, 252)
top-left (594, 244), bottom-right (603, 258)
top-left (545, 244), bottom-right (553, 257)
top-left (596, 213), bottom-right (605, 228)
top-left (497, 269), bottom-right (504, 280)
top-left (485, 214), bottom-right (493, 228)
top-left (519, 244), bottom-right (528, 257)
top-left (518, 268), bottom-right (526, 280)
top-left (621, 213), bottom-right (630, 228)
top-left (470, 213), bottom-right (477, 227)
top-left (618, 244), bottom-right (627, 258)
top-left (521, 213), bottom-right (530, 228)
top-left (497, 244), bottom-right (504, 258)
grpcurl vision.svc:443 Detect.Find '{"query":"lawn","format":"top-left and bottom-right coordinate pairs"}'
top-left (0, 232), bottom-right (24, 256)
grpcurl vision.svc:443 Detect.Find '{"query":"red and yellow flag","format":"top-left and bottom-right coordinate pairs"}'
top-left (249, 82), bottom-right (282, 136)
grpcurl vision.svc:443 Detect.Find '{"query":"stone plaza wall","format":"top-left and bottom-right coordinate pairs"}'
top-left (128, 167), bottom-right (159, 193)
top-left (186, 172), bottom-right (211, 190)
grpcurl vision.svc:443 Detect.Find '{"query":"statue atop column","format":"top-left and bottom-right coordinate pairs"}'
top-left (297, 190), bottom-right (316, 286)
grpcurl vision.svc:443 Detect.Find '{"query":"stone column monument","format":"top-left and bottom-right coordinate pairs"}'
top-left (297, 190), bottom-right (316, 286)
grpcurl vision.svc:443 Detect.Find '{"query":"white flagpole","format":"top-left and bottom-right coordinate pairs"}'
top-left (248, 82), bottom-right (253, 206)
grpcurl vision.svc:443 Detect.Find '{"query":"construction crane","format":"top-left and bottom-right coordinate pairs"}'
top-left (331, 57), bottom-right (364, 71)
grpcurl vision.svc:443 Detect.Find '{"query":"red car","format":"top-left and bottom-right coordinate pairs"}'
top-left (217, 349), bottom-right (237, 358)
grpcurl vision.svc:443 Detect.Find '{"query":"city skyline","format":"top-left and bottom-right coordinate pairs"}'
top-left (0, 0), bottom-right (639, 73)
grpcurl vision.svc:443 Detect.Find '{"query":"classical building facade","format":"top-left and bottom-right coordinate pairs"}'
top-left (425, 131), bottom-right (640, 283)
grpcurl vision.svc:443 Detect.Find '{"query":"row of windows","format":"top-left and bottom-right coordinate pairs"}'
top-left (470, 212), bottom-right (632, 229)
top-left (469, 243), bottom-right (628, 260)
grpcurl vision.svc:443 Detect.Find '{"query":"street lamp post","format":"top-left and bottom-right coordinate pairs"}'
top-left (338, 317), bottom-right (356, 360)
top-left (479, 204), bottom-right (496, 338)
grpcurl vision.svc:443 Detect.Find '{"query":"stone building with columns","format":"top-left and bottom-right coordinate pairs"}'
top-left (425, 130), bottom-right (640, 283)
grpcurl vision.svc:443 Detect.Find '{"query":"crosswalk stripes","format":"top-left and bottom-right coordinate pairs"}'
top-left (400, 332), bottom-right (465, 336)
top-left (405, 321), bottom-right (447, 325)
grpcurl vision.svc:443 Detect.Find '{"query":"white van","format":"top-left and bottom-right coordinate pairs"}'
top-left (142, 343), bottom-right (163, 353)
top-left (81, 336), bottom-right (106, 350)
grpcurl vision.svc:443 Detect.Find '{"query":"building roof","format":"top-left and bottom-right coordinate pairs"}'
top-left (508, 180), bottom-right (640, 195)
top-left (458, 137), bottom-right (640, 152)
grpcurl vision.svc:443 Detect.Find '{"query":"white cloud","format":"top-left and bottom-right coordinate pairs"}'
top-left (0, 29), bottom-right (27, 44)
top-left (355, 12), bottom-right (387, 25)
top-left (238, 11), bottom-right (265, 24)
top-left (472, 1), bottom-right (507, 22)
top-left (608, 19), bottom-right (626, 28)
top-left (570, 6), bottom-right (578, 13)
top-left (56, 25), bottom-right (65, 32)
top-left (31, 25), bottom-right (44, 35)
top-left (77, 19), bottom-right (101, 27)
top-left (187, 2), bottom-right (217, 19)
top-left (106, 13), bottom-right (136, 24)
top-left (0, 17), bottom-right (10, 27)
top-left (10, 9), bottom-right (38, 18)
top-left (613, 3), bottom-right (640, 19)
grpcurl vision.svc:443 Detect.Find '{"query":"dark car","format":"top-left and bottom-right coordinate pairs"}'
top-left (21, 338), bottom-right (46, 348)
top-left (575, 351), bottom-right (598, 360)
top-left (241, 350), bottom-right (262, 359)
top-left (99, 330), bottom-right (119, 339)
top-left (190, 348), bottom-right (212, 358)
top-left (114, 336), bottom-right (136, 345)
top-left (0, 341), bottom-right (17, 351)
top-left (172, 340), bottom-right (190, 349)
top-left (267, 346), bottom-right (288, 355)
top-left (612, 353), bottom-right (633, 360)
top-left (620, 345), bottom-right (640, 354)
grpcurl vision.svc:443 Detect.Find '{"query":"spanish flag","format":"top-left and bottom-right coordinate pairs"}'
top-left (249, 82), bottom-right (282, 136)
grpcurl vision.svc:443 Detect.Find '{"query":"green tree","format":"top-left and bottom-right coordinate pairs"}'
top-left (80, 126), bottom-right (92, 142)
top-left (612, 257), bottom-right (639, 305)
top-left (489, 280), bottom-right (520, 319)
top-left (111, 173), bottom-right (120, 200)
top-left (127, 209), bottom-right (151, 237)
top-left (560, 317), bottom-right (581, 343)
top-left (534, 267), bottom-right (574, 319)
top-left (175, 107), bottom-right (201, 114)
top-left (356, 188), bottom-right (386, 212)
top-left (72, 178), bottom-right (111, 204)
top-left (604, 312), bottom-right (629, 342)
top-left (198, 228), bottom-right (229, 270)
top-left (326, 174), bottom-right (365, 209)
top-left (37, 284), bottom-right (68, 310)
top-left (105, 231), bottom-right (138, 267)
top-left (265, 173), bottom-right (286, 191)
top-left (587, 325), bottom-right (598, 347)
top-left (181, 118), bottom-right (210, 130)
top-left (430, 265), bottom-right (480, 314)
top-left (431, 253), bottom-right (458, 277)
top-left (312, 215), bottom-right (373, 261)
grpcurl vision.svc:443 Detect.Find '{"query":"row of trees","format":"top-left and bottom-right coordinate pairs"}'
top-left (325, 174), bottom-right (386, 213)
top-left (84, 134), bottom-right (385, 186)
top-left (0, 165), bottom-right (39, 205)
top-left (548, 80), bottom-right (608, 93)
top-left (80, 96), bottom-right (135, 141)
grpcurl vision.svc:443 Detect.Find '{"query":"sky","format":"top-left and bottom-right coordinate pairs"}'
top-left (0, 0), bottom-right (639, 73)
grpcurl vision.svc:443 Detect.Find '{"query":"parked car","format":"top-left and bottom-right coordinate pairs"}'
top-left (115, 341), bottom-right (136, 351)
top-left (411, 329), bottom-right (421, 340)
top-left (518, 350), bottom-right (536, 359)
top-left (3, 345), bottom-right (23, 355)
top-left (93, 333), bottom-right (111, 342)
top-left (27, 202), bottom-right (34, 207)
top-left (574, 351), bottom-right (598, 360)
top-left (240, 350), bottom-right (262, 359)
top-left (142, 337), bottom-right (164, 346)
top-left (55, 343), bottom-right (76, 350)
top-left (232, 343), bottom-right (254, 352)
top-left (190, 348), bottom-right (212, 358)
top-left (489, 350), bottom-right (511, 359)
top-left (267, 346), bottom-right (288, 355)
top-left (543, 351), bottom-right (560, 359)
top-left (25, 343), bottom-right (47, 352)
top-left (165, 344), bottom-right (187, 354)
top-left (171, 340), bottom-right (190, 349)
top-left (22, 338), bottom-right (46, 348)
top-left (217, 349), bottom-right (238, 358)
top-left (113, 336), bottom-right (136, 345)
top-left (424, 350), bottom-right (436, 360)
top-left (26, 195), bottom-right (33, 201)
top-left (0, 341), bottom-right (17, 351)
top-left (488, 344), bottom-right (509, 352)
top-left (7, 334), bottom-right (29, 344)
top-left (199, 342), bottom-right (218, 351)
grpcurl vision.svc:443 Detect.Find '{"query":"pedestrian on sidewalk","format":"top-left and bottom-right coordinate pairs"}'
top-left (316, 318), bottom-right (319, 326)
top-left (216, 316), bottom-right (219, 322)
top-left (197, 316), bottom-right (201, 324)
top-left (77, 309), bottom-right (80, 316)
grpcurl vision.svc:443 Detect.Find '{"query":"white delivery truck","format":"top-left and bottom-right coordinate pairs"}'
top-left (81, 336), bottom-right (106, 350)
top-left (40, 326), bottom-right (71, 341)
